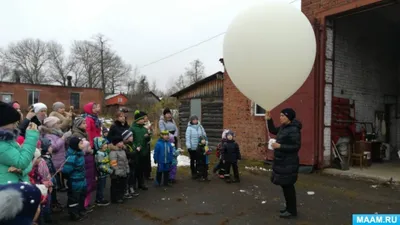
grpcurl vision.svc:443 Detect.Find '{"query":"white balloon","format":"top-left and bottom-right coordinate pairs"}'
top-left (223, 1), bottom-right (316, 110)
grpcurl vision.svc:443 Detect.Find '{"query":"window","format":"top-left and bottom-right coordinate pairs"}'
top-left (118, 97), bottom-right (122, 103)
top-left (1, 93), bottom-right (12, 103)
top-left (27, 90), bottom-right (40, 106)
top-left (70, 93), bottom-right (80, 109)
top-left (254, 103), bottom-right (266, 116)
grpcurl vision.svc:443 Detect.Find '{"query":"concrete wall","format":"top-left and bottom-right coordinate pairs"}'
top-left (324, 11), bottom-right (400, 160)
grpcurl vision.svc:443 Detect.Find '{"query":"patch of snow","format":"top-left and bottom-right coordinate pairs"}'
top-left (151, 150), bottom-right (190, 167)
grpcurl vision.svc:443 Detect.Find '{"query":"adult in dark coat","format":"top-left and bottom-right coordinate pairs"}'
top-left (266, 108), bottom-right (301, 219)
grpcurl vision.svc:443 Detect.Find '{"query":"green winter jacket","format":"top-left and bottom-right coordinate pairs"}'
top-left (0, 130), bottom-right (39, 184)
top-left (130, 122), bottom-right (151, 157)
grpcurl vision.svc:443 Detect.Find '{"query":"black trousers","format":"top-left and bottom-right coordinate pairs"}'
top-left (281, 184), bottom-right (297, 215)
top-left (225, 161), bottom-right (239, 180)
top-left (135, 160), bottom-right (145, 188)
top-left (144, 151), bottom-right (152, 178)
top-left (156, 170), bottom-right (169, 186)
top-left (188, 151), bottom-right (197, 176)
top-left (67, 186), bottom-right (85, 217)
top-left (110, 177), bottom-right (126, 202)
top-left (127, 164), bottom-right (136, 187)
top-left (197, 162), bottom-right (208, 179)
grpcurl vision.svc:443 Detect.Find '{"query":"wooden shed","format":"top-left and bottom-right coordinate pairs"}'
top-left (171, 71), bottom-right (224, 148)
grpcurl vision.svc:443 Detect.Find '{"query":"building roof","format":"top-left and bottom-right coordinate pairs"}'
top-left (0, 81), bottom-right (102, 90)
top-left (148, 91), bottom-right (161, 101)
top-left (105, 93), bottom-right (127, 100)
top-left (170, 71), bottom-right (223, 97)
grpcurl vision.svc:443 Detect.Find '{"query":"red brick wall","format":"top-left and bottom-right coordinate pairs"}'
top-left (0, 82), bottom-right (103, 113)
top-left (223, 69), bottom-right (317, 165)
top-left (302, 0), bottom-right (383, 19)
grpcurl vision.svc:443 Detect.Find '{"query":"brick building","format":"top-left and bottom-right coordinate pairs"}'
top-left (0, 81), bottom-right (103, 113)
top-left (223, 0), bottom-right (400, 168)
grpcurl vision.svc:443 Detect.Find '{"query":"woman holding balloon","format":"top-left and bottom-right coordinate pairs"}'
top-left (265, 108), bottom-right (301, 219)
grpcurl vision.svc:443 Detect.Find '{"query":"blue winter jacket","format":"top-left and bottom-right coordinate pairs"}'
top-left (153, 139), bottom-right (173, 172)
top-left (185, 122), bottom-right (207, 151)
top-left (62, 147), bottom-right (87, 191)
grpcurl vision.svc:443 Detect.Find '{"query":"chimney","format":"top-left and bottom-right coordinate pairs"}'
top-left (67, 76), bottom-right (72, 87)
top-left (13, 70), bottom-right (21, 83)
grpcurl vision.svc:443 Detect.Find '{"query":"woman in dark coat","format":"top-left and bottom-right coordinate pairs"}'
top-left (266, 108), bottom-right (301, 219)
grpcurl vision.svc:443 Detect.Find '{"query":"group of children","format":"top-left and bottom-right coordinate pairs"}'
top-left (0, 99), bottom-right (243, 225)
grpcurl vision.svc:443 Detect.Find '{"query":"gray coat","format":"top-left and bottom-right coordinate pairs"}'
top-left (109, 149), bottom-right (129, 178)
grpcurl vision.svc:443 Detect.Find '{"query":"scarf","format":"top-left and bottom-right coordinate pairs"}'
top-left (0, 128), bottom-right (19, 141)
top-left (86, 114), bottom-right (101, 128)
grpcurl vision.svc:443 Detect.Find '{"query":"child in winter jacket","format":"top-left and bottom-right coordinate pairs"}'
top-left (109, 137), bottom-right (130, 204)
top-left (222, 131), bottom-right (241, 183)
top-left (62, 137), bottom-right (87, 221)
top-left (28, 148), bottom-right (54, 224)
top-left (196, 136), bottom-right (211, 181)
top-left (122, 130), bottom-right (139, 198)
top-left (94, 137), bottom-right (113, 206)
top-left (153, 131), bottom-right (173, 186)
top-left (169, 134), bottom-right (180, 184)
top-left (83, 102), bottom-right (101, 210)
top-left (40, 137), bottom-right (63, 215)
top-left (213, 129), bottom-right (231, 179)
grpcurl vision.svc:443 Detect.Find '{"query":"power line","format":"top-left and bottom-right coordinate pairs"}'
top-left (140, 0), bottom-right (301, 69)
top-left (139, 32), bottom-right (226, 69)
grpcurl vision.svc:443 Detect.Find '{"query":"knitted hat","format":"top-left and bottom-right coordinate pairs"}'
top-left (163, 108), bottom-right (171, 115)
top-left (33, 149), bottom-right (41, 162)
top-left (94, 137), bottom-right (107, 151)
top-left (0, 101), bottom-right (22, 127)
top-left (102, 127), bottom-right (109, 135)
top-left (39, 137), bottom-right (52, 155)
top-left (198, 136), bottom-right (206, 143)
top-left (160, 130), bottom-right (169, 136)
top-left (111, 136), bottom-right (123, 145)
top-left (122, 130), bottom-right (133, 141)
top-left (52, 102), bottom-right (65, 112)
top-left (225, 131), bottom-right (235, 138)
top-left (221, 129), bottom-right (231, 140)
top-left (134, 110), bottom-right (146, 121)
top-left (281, 108), bottom-right (296, 121)
top-left (33, 103), bottom-right (47, 113)
top-left (43, 116), bottom-right (60, 128)
top-left (0, 182), bottom-right (42, 225)
top-left (69, 137), bottom-right (82, 151)
top-left (190, 115), bottom-right (198, 122)
top-left (73, 117), bottom-right (85, 128)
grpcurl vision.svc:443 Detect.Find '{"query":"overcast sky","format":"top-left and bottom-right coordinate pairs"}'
top-left (0, 0), bottom-right (301, 91)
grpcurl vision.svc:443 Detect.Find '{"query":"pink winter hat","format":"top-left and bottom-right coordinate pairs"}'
top-left (43, 116), bottom-right (60, 128)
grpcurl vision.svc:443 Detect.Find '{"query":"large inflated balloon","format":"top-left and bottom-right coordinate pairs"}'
top-left (223, 1), bottom-right (316, 110)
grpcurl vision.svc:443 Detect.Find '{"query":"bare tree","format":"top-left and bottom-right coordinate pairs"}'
top-left (104, 53), bottom-right (131, 94)
top-left (48, 41), bottom-right (73, 86)
top-left (92, 34), bottom-right (107, 94)
top-left (185, 59), bottom-right (205, 84)
top-left (0, 63), bottom-right (11, 81)
top-left (2, 39), bottom-right (49, 84)
top-left (70, 40), bottom-right (101, 88)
